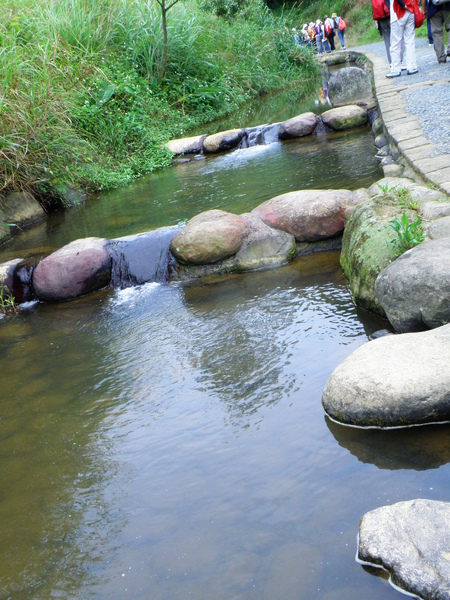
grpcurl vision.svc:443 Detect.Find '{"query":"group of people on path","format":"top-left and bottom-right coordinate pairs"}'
top-left (372, 0), bottom-right (450, 77)
top-left (291, 14), bottom-right (347, 55)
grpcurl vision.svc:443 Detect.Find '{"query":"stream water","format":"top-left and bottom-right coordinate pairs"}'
top-left (1, 103), bottom-right (449, 600)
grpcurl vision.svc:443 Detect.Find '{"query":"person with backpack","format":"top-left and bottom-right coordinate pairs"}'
top-left (422, 0), bottom-right (450, 62)
top-left (372, 0), bottom-right (393, 63)
top-left (324, 15), bottom-right (336, 51)
top-left (314, 19), bottom-right (325, 54)
top-left (386, 0), bottom-right (418, 77)
top-left (332, 13), bottom-right (346, 49)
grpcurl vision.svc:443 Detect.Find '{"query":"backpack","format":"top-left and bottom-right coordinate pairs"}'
top-left (338, 17), bottom-right (346, 30)
top-left (372, 0), bottom-right (390, 20)
top-left (324, 22), bottom-right (332, 35)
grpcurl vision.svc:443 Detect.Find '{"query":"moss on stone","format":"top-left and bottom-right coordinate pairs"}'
top-left (340, 195), bottom-right (403, 315)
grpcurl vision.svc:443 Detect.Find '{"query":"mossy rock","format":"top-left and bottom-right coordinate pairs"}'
top-left (340, 195), bottom-right (405, 315)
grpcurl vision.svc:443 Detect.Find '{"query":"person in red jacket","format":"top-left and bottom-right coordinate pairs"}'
top-left (387, 0), bottom-right (418, 77)
top-left (372, 0), bottom-right (393, 62)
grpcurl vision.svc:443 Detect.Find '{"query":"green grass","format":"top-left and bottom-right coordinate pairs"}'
top-left (0, 0), bottom-right (320, 200)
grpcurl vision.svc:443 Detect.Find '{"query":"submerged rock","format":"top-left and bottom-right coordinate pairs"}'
top-left (252, 189), bottom-right (357, 242)
top-left (321, 105), bottom-right (368, 131)
top-left (375, 238), bottom-right (450, 332)
top-left (322, 324), bottom-right (450, 428)
top-left (279, 112), bottom-right (317, 139)
top-left (328, 67), bottom-right (373, 107)
top-left (170, 210), bottom-right (250, 265)
top-left (33, 237), bottom-right (111, 302)
top-left (203, 129), bottom-right (245, 154)
top-left (358, 499), bottom-right (450, 599)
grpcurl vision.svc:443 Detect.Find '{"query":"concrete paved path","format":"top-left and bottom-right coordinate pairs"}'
top-left (354, 38), bottom-right (449, 194)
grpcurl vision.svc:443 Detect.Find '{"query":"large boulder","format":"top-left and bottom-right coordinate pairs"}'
top-left (321, 105), bottom-right (368, 131)
top-left (322, 324), bottom-right (450, 428)
top-left (1, 191), bottom-right (46, 228)
top-left (327, 67), bottom-right (373, 107)
top-left (340, 196), bottom-right (402, 315)
top-left (279, 112), bottom-right (317, 140)
top-left (375, 238), bottom-right (450, 332)
top-left (33, 237), bottom-right (111, 302)
top-left (166, 134), bottom-right (207, 156)
top-left (358, 500), bottom-right (450, 600)
top-left (170, 210), bottom-right (250, 265)
top-left (252, 189), bottom-right (357, 242)
top-left (169, 213), bottom-right (296, 281)
top-left (234, 213), bottom-right (296, 271)
top-left (203, 129), bottom-right (244, 154)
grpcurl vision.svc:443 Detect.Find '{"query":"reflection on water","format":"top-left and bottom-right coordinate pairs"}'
top-left (1, 253), bottom-right (448, 599)
top-left (0, 129), bottom-right (382, 262)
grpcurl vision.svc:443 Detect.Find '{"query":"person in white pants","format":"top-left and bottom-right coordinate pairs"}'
top-left (387, 0), bottom-right (418, 76)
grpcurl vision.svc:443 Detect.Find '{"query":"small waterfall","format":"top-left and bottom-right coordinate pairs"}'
top-left (13, 260), bottom-right (35, 303)
top-left (109, 226), bottom-right (179, 289)
top-left (239, 123), bottom-right (282, 149)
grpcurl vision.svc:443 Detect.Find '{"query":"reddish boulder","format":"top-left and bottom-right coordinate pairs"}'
top-left (252, 189), bottom-right (355, 241)
top-left (33, 237), bottom-right (111, 302)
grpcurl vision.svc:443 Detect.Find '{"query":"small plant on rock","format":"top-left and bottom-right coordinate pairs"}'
top-left (0, 285), bottom-right (18, 315)
top-left (389, 212), bottom-right (424, 255)
top-left (393, 186), bottom-right (420, 211)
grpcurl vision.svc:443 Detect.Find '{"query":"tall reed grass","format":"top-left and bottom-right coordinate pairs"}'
top-left (0, 0), bottom-right (320, 198)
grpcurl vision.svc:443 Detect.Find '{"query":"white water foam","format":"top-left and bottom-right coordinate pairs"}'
top-left (19, 300), bottom-right (39, 310)
top-left (201, 142), bottom-right (281, 174)
top-left (112, 282), bottom-right (160, 308)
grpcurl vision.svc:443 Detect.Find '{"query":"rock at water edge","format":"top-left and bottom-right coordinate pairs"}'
top-left (321, 105), bottom-right (368, 131)
top-left (358, 499), bottom-right (450, 600)
top-left (322, 324), bottom-right (450, 428)
top-left (375, 238), bottom-right (450, 332)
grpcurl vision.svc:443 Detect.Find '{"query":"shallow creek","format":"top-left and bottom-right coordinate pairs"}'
top-left (1, 115), bottom-right (449, 599)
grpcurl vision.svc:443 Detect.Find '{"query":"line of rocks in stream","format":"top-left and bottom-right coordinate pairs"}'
top-left (165, 104), bottom-right (370, 161)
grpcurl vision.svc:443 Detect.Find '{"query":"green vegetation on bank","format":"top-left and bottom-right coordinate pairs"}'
top-left (0, 0), bottom-right (320, 201)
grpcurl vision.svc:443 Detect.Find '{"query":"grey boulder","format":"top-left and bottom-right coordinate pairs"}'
top-left (358, 499), bottom-right (450, 600)
top-left (427, 215), bottom-right (450, 240)
top-left (322, 324), bottom-right (450, 428)
top-left (33, 237), bottom-right (111, 302)
top-left (321, 105), bottom-right (368, 131)
top-left (327, 67), bottom-right (373, 107)
top-left (375, 238), bottom-right (450, 332)
top-left (203, 129), bottom-right (244, 154)
top-left (279, 112), bottom-right (317, 139)
top-left (166, 134), bottom-right (207, 155)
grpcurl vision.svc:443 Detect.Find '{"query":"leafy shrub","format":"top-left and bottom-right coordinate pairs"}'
top-left (389, 212), bottom-right (424, 254)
